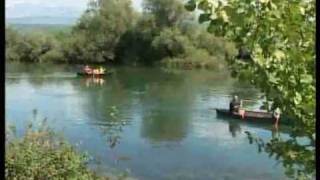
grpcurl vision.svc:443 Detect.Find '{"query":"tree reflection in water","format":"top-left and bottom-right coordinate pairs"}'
top-left (228, 121), bottom-right (241, 138)
top-left (95, 105), bottom-right (128, 164)
top-left (141, 110), bottom-right (190, 143)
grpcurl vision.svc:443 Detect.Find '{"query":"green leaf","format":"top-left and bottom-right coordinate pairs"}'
top-left (268, 73), bottom-right (279, 84)
top-left (273, 50), bottom-right (285, 60)
top-left (198, 0), bottom-right (209, 11)
top-left (185, 0), bottom-right (197, 11)
top-left (299, 7), bottom-right (305, 15)
top-left (300, 74), bottom-right (313, 84)
top-left (294, 92), bottom-right (302, 105)
top-left (199, 13), bottom-right (211, 23)
top-left (207, 19), bottom-right (221, 33)
top-left (220, 10), bottom-right (229, 22)
top-left (288, 75), bottom-right (296, 85)
top-left (259, 0), bottom-right (270, 4)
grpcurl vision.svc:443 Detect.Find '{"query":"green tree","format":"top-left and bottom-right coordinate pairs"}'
top-left (151, 27), bottom-right (193, 59)
top-left (6, 27), bottom-right (22, 61)
top-left (186, 0), bottom-right (315, 179)
top-left (6, 27), bottom-right (61, 63)
top-left (115, 0), bottom-right (233, 68)
top-left (143, 0), bottom-right (191, 29)
top-left (114, 15), bottom-right (157, 65)
top-left (67, 0), bottom-right (138, 63)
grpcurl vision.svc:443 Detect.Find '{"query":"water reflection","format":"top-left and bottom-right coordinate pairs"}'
top-left (228, 121), bottom-right (241, 138)
top-left (141, 110), bottom-right (190, 143)
top-left (81, 77), bottom-right (105, 87)
top-left (5, 78), bottom-right (21, 84)
top-left (218, 115), bottom-right (292, 137)
top-left (137, 72), bottom-right (196, 143)
top-left (6, 62), bottom-right (71, 75)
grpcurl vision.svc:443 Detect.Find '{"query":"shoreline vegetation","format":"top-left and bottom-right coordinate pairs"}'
top-left (5, 0), bottom-right (237, 69)
top-left (5, 121), bottom-right (134, 180)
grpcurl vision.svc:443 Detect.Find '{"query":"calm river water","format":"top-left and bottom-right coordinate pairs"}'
top-left (6, 63), bottom-right (290, 180)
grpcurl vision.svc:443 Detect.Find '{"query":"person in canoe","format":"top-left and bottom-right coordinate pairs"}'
top-left (98, 66), bottom-right (106, 74)
top-left (93, 68), bottom-right (100, 75)
top-left (83, 65), bottom-right (92, 74)
top-left (91, 66), bottom-right (105, 75)
top-left (238, 100), bottom-right (245, 119)
top-left (229, 95), bottom-right (245, 119)
top-left (273, 107), bottom-right (281, 128)
top-left (229, 95), bottom-right (240, 113)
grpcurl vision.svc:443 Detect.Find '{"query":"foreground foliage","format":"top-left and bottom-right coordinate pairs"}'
top-left (186, 0), bottom-right (315, 179)
top-left (6, 122), bottom-right (110, 180)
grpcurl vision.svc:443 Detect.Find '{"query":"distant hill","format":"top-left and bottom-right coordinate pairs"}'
top-left (6, 23), bottom-right (72, 34)
top-left (6, 1), bottom-right (85, 24)
top-left (6, 16), bottom-right (79, 25)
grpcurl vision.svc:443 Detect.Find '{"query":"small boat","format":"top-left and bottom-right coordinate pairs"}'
top-left (215, 108), bottom-right (276, 123)
top-left (77, 71), bottom-right (113, 77)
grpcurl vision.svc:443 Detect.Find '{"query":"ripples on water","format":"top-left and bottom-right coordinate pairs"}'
top-left (6, 63), bottom-right (290, 180)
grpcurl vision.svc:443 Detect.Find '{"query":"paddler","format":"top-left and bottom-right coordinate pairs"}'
top-left (93, 68), bottom-right (100, 75)
top-left (84, 65), bottom-right (92, 74)
top-left (229, 95), bottom-right (245, 119)
top-left (238, 100), bottom-right (245, 119)
top-left (229, 95), bottom-right (240, 113)
top-left (273, 107), bottom-right (281, 128)
top-left (99, 66), bottom-right (105, 74)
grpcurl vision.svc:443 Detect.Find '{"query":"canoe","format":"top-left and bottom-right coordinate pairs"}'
top-left (215, 108), bottom-right (276, 123)
top-left (77, 71), bottom-right (113, 77)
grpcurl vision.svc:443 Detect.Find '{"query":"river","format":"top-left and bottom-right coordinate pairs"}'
top-left (5, 62), bottom-right (290, 180)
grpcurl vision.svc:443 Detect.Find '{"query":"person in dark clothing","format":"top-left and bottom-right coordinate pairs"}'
top-left (229, 95), bottom-right (240, 113)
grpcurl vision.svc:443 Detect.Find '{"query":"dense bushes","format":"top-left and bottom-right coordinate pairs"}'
top-left (6, 0), bottom-right (237, 69)
top-left (6, 27), bottom-right (65, 63)
top-left (5, 122), bottom-right (120, 179)
top-left (64, 0), bottom-right (138, 63)
top-left (151, 27), bottom-right (192, 59)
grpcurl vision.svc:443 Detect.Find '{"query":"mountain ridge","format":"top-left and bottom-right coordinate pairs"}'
top-left (6, 16), bottom-right (79, 25)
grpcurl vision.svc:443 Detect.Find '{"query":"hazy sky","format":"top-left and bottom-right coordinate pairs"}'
top-left (6, 0), bottom-right (143, 18)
